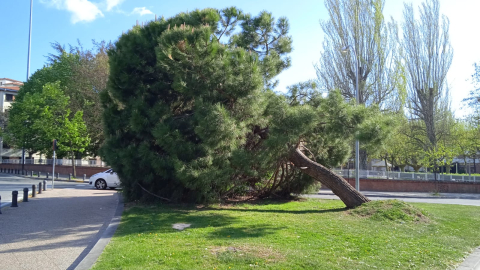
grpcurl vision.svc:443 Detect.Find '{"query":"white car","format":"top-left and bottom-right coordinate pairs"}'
top-left (89, 169), bottom-right (120, 190)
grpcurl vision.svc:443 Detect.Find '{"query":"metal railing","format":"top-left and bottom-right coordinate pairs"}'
top-left (333, 169), bottom-right (478, 182)
top-left (1, 158), bottom-right (107, 167)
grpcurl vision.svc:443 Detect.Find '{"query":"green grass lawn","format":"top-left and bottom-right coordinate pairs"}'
top-left (93, 199), bottom-right (480, 270)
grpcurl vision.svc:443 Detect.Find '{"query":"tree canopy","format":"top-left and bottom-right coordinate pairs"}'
top-left (101, 7), bottom-right (392, 206)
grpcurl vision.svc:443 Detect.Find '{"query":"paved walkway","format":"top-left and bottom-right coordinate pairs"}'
top-left (0, 188), bottom-right (119, 270)
top-left (306, 189), bottom-right (480, 206)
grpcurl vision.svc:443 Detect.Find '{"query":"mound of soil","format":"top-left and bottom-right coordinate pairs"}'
top-left (349, 200), bottom-right (430, 223)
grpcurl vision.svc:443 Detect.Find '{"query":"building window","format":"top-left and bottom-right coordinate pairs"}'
top-left (5, 94), bottom-right (14, 101)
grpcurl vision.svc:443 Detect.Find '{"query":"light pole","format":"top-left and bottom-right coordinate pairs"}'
top-left (23, 0), bottom-right (33, 174)
top-left (27, 0), bottom-right (33, 80)
top-left (342, 45), bottom-right (360, 191)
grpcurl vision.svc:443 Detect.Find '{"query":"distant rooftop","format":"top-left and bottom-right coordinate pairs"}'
top-left (0, 78), bottom-right (23, 92)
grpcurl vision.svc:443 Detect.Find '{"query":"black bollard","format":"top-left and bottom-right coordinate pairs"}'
top-left (32, 185), bottom-right (36, 197)
top-left (38, 171), bottom-right (41, 178)
top-left (43, 180), bottom-right (46, 191)
top-left (30, 171), bottom-right (33, 177)
top-left (11, 191), bottom-right (18, 207)
top-left (23, 188), bottom-right (29, 202)
top-left (46, 172), bottom-right (49, 179)
top-left (38, 182), bottom-right (42, 194)
top-left (56, 173), bottom-right (60, 179)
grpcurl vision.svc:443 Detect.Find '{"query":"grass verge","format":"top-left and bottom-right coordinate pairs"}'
top-left (92, 199), bottom-right (480, 270)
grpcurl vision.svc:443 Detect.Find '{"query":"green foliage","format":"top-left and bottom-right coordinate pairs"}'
top-left (5, 82), bottom-right (90, 162)
top-left (102, 8), bottom-right (392, 203)
top-left (231, 11), bottom-right (292, 88)
top-left (7, 42), bottom-right (110, 157)
top-left (5, 81), bottom-right (70, 156)
top-left (57, 111), bottom-right (90, 156)
top-left (102, 8), bottom-right (268, 202)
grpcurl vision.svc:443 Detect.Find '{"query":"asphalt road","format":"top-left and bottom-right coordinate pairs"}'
top-left (306, 190), bottom-right (480, 206)
top-left (0, 173), bottom-right (91, 208)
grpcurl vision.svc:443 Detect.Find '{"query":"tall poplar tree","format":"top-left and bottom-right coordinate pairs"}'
top-left (401, 0), bottom-right (453, 151)
top-left (315, 0), bottom-right (402, 169)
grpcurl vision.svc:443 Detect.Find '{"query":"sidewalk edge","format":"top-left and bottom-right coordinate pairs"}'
top-left (72, 192), bottom-right (124, 270)
top-left (456, 247), bottom-right (480, 270)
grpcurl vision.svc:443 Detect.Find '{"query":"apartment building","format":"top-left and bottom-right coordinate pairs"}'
top-left (0, 78), bottom-right (22, 160)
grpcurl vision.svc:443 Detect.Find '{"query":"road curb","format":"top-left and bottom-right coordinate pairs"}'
top-left (0, 172), bottom-right (88, 183)
top-left (457, 247), bottom-right (480, 270)
top-left (72, 192), bottom-right (124, 270)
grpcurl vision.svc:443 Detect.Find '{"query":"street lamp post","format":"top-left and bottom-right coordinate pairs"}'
top-left (27, 0), bottom-right (33, 79)
top-left (23, 0), bottom-right (33, 175)
top-left (342, 45), bottom-right (360, 191)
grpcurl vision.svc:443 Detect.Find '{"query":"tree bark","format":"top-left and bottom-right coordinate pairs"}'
top-left (71, 153), bottom-right (76, 178)
top-left (289, 148), bottom-right (370, 208)
top-left (360, 149), bottom-right (368, 170)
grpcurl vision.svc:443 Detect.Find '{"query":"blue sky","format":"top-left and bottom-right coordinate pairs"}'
top-left (1, 0), bottom-right (479, 116)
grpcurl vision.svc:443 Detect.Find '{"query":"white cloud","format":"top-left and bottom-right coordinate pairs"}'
top-left (40, 0), bottom-right (104, 23)
top-left (131, 7), bottom-right (153, 16)
top-left (67, 0), bottom-right (104, 23)
top-left (106, 0), bottom-right (124, 11)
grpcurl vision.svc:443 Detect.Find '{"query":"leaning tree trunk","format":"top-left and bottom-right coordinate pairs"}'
top-left (289, 147), bottom-right (370, 208)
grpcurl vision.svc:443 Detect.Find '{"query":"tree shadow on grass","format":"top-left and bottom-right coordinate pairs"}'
top-left (203, 207), bottom-right (347, 215)
top-left (115, 203), bottom-right (347, 241)
top-left (114, 205), bottom-right (238, 236)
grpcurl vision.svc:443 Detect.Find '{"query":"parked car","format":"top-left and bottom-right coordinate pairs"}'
top-left (89, 169), bottom-right (120, 190)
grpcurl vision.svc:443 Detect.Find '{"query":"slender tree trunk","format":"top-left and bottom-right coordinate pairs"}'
top-left (474, 157), bottom-right (476, 173)
top-left (71, 152), bottom-right (76, 178)
top-left (289, 148), bottom-right (370, 208)
top-left (384, 156), bottom-right (389, 179)
top-left (360, 149), bottom-right (368, 170)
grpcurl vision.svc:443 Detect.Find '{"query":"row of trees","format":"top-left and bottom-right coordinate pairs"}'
top-left (316, 0), bottom-right (469, 175)
top-left (379, 115), bottom-right (480, 175)
top-left (5, 0), bottom-right (480, 206)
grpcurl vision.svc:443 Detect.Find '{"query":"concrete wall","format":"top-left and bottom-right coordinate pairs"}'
top-left (0, 163), bottom-right (109, 178)
top-left (336, 178), bottom-right (480, 193)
